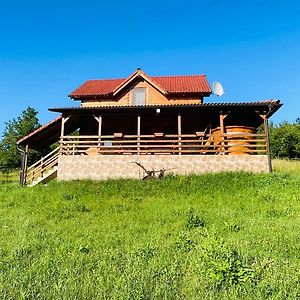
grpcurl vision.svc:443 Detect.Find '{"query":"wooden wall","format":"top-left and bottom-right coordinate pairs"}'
top-left (80, 80), bottom-right (203, 107)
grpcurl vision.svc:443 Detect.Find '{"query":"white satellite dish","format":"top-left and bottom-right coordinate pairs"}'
top-left (212, 81), bottom-right (225, 96)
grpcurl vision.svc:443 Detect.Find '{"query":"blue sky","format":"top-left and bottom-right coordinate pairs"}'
top-left (1, 0), bottom-right (300, 135)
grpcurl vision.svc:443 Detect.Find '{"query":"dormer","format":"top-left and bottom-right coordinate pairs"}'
top-left (68, 68), bottom-right (212, 107)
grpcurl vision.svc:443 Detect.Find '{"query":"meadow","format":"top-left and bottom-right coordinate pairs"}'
top-left (0, 160), bottom-right (300, 299)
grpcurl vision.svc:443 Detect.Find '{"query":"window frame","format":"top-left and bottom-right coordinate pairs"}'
top-left (131, 87), bottom-right (147, 106)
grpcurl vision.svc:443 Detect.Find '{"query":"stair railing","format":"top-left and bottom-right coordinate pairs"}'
top-left (25, 146), bottom-right (60, 185)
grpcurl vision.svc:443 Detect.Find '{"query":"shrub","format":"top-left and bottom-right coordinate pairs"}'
top-left (202, 240), bottom-right (255, 288)
top-left (186, 208), bottom-right (205, 229)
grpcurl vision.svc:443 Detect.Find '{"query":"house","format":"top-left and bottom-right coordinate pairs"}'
top-left (17, 68), bottom-right (282, 185)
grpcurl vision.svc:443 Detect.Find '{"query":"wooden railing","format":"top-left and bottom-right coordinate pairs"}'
top-left (25, 146), bottom-right (60, 185)
top-left (60, 133), bottom-right (267, 156)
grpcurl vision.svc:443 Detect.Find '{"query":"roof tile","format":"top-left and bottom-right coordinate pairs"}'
top-left (69, 73), bottom-right (211, 99)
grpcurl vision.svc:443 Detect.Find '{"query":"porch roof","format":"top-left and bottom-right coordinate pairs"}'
top-left (49, 100), bottom-right (282, 118)
top-left (17, 100), bottom-right (282, 150)
top-left (16, 115), bottom-right (79, 150)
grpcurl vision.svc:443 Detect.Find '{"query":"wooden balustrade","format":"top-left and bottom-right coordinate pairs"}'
top-left (60, 133), bottom-right (267, 156)
top-left (25, 146), bottom-right (60, 185)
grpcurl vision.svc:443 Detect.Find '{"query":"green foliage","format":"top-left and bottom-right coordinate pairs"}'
top-left (269, 119), bottom-right (300, 158)
top-left (0, 107), bottom-right (41, 169)
top-left (1, 170), bottom-right (300, 299)
top-left (201, 236), bottom-right (255, 288)
top-left (186, 208), bottom-right (205, 229)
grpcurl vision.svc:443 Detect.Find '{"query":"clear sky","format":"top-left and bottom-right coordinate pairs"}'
top-left (1, 0), bottom-right (300, 135)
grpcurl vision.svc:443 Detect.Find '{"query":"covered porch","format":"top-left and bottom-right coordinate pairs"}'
top-left (17, 101), bottom-right (282, 185)
top-left (56, 103), bottom-right (273, 156)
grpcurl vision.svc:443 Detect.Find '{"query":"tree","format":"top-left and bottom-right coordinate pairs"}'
top-left (0, 107), bottom-right (41, 169)
top-left (269, 119), bottom-right (300, 159)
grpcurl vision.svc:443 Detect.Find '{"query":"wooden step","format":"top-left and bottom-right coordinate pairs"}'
top-left (27, 167), bottom-right (57, 187)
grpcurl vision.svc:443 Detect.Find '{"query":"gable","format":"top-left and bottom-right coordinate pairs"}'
top-left (81, 79), bottom-right (204, 107)
top-left (69, 69), bottom-right (211, 100)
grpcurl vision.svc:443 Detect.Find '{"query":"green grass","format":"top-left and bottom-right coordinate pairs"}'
top-left (273, 158), bottom-right (300, 174)
top-left (0, 161), bottom-right (300, 299)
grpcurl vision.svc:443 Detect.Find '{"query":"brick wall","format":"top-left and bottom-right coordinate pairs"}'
top-left (57, 155), bottom-right (269, 181)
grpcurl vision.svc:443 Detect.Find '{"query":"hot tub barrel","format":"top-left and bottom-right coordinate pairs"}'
top-left (211, 125), bottom-right (256, 155)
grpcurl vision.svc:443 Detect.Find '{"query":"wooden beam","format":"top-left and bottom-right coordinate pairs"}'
top-left (178, 113), bottom-right (182, 155)
top-left (22, 144), bottom-right (29, 185)
top-left (137, 114), bottom-right (141, 155)
top-left (261, 114), bottom-right (272, 172)
top-left (219, 112), bottom-right (227, 153)
top-left (223, 111), bottom-right (231, 120)
top-left (94, 115), bottom-right (103, 151)
top-left (60, 115), bottom-right (71, 138)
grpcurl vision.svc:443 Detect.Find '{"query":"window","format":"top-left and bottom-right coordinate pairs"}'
top-left (132, 88), bottom-right (146, 105)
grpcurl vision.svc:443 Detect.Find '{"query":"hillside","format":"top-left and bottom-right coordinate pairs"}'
top-left (0, 161), bottom-right (300, 299)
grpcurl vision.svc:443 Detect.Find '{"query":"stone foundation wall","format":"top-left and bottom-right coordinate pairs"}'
top-left (57, 155), bottom-right (269, 181)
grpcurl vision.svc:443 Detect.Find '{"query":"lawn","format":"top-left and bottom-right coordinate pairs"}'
top-left (0, 160), bottom-right (300, 299)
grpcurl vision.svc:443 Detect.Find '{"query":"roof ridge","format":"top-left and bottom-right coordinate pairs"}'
top-left (84, 78), bottom-right (126, 82)
top-left (81, 74), bottom-right (207, 82)
top-left (151, 74), bottom-right (206, 78)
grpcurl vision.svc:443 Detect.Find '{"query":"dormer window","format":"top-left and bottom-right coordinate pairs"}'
top-left (132, 87), bottom-right (146, 105)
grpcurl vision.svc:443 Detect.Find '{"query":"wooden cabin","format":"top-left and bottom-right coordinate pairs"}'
top-left (17, 68), bottom-right (282, 185)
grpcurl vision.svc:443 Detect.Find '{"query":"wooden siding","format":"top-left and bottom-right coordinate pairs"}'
top-left (80, 80), bottom-right (202, 107)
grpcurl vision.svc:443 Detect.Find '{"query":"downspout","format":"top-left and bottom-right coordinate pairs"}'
top-left (17, 144), bottom-right (25, 186)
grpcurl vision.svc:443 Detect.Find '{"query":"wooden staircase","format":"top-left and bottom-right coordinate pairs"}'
top-left (25, 147), bottom-right (60, 186)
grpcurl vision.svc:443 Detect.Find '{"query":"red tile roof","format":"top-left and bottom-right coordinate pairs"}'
top-left (151, 75), bottom-right (210, 94)
top-left (70, 79), bottom-right (124, 98)
top-left (69, 70), bottom-right (211, 99)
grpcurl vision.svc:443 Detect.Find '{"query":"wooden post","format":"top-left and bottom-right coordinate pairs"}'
top-left (61, 116), bottom-right (65, 137)
top-left (137, 114), bottom-right (141, 155)
top-left (60, 116), bottom-right (70, 154)
top-left (94, 115), bottom-right (102, 153)
top-left (60, 116), bottom-right (65, 155)
top-left (219, 112), bottom-right (225, 154)
top-left (61, 115), bottom-right (71, 137)
top-left (40, 157), bottom-right (44, 178)
top-left (178, 113), bottom-right (182, 155)
top-left (23, 145), bottom-right (29, 185)
top-left (262, 115), bottom-right (272, 172)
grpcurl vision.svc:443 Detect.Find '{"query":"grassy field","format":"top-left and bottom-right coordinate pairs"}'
top-left (0, 160), bottom-right (300, 299)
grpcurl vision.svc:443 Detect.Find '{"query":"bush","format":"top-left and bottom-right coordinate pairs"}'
top-left (269, 119), bottom-right (300, 159)
top-left (202, 238), bottom-right (256, 288)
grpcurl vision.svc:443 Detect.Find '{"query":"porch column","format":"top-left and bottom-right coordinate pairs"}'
top-left (60, 115), bottom-right (70, 154)
top-left (178, 113), bottom-right (182, 155)
top-left (219, 112), bottom-right (229, 154)
top-left (219, 112), bottom-right (225, 154)
top-left (262, 114), bottom-right (272, 172)
top-left (61, 116), bottom-right (65, 137)
top-left (94, 115), bottom-right (102, 153)
top-left (137, 114), bottom-right (141, 155)
top-left (21, 144), bottom-right (29, 185)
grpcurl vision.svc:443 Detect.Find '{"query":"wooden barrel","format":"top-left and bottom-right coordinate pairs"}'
top-left (211, 125), bottom-right (256, 155)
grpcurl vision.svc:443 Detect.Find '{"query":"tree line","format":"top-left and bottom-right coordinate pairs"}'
top-left (269, 118), bottom-right (300, 159)
top-left (0, 107), bottom-right (299, 171)
top-left (0, 107), bottom-right (42, 172)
